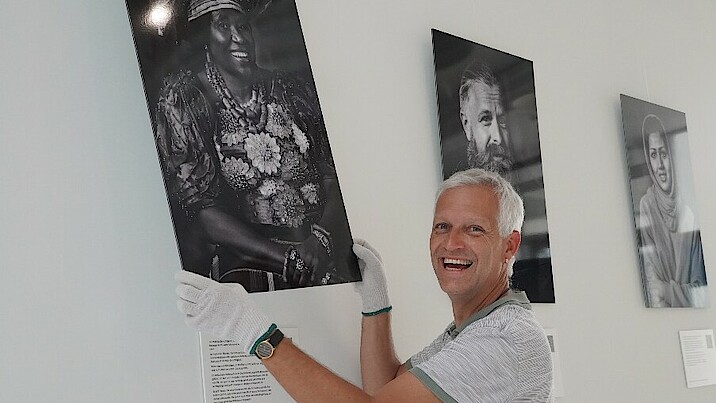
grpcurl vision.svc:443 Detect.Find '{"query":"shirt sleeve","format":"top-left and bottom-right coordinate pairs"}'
top-left (409, 326), bottom-right (518, 403)
top-left (155, 71), bottom-right (220, 216)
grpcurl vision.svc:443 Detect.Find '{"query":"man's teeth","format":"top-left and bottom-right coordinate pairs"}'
top-left (443, 258), bottom-right (473, 269)
top-left (232, 52), bottom-right (248, 58)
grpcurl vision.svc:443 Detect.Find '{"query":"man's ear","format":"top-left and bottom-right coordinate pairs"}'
top-left (460, 110), bottom-right (471, 141)
top-left (503, 230), bottom-right (521, 261)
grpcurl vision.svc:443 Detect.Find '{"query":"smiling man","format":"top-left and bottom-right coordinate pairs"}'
top-left (406, 168), bottom-right (552, 401)
top-left (175, 168), bottom-right (553, 402)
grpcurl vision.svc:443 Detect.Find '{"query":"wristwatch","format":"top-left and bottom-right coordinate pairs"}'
top-left (255, 328), bottom-right (284, 360)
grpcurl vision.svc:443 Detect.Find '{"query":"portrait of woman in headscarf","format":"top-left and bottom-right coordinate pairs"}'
top-left (137, 0), bottom-right (359, 291)
top-left (638, 114), bottom-right (707, 307)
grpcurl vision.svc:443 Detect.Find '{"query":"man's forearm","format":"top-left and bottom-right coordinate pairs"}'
top-left (262, 338), bottom-right (372, 402)
top-left (360, 312), bottom-right (402, 394)
top-left (262, 332), bottom-right (436, 403)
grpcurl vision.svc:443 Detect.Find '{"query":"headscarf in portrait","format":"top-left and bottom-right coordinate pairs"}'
top-left (642, 114), bottom-right (677, 231)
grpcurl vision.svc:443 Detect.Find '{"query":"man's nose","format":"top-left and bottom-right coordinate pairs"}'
top-left (489, 121), bottom-right (503, 145)
top-left (445, 230), bottom-right (465, 250)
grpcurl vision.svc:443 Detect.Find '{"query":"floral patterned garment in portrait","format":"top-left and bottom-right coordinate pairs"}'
top-left (155, 68), bottom-right (332, 232)
top-left (218, 88), bottom-right (322, 228)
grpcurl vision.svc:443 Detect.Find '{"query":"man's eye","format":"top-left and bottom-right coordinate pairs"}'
top-left (434, 223), bottom-right (449, 231)
top-left (468, 225), bottom-right (483, 233)
top-left (479, 113), bottom-right (492, 125)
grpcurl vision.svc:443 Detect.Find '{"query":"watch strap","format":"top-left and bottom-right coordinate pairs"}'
top-left (253, 326), bottom-right (284, 359)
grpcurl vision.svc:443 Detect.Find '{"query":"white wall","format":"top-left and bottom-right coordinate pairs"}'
top-left (1, 0), bottom-right (715, 401)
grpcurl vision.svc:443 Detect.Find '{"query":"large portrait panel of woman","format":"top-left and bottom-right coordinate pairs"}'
top-left (125, 0), bottom-right (360, 292)
top-left (620, 95), bottom-right (708, 308)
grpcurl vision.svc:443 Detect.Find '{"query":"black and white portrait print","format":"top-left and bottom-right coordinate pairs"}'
top-left (125, 0), bottom-right (360, 292)
top-left (432, 29), bottom-right (554, 303)
top-left (620, 95), bottom-right (708, 308)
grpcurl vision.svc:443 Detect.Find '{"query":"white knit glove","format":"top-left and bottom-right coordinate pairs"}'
top-left (352, 239), bottom-right (391, 316)
top-left (175, 271), bottom-right (273, 355)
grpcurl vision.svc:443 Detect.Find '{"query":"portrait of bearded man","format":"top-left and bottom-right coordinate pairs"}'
top-left (432, 29), bottom-right (555, 303)
top-left (459, 60), bottom-right (513, 176)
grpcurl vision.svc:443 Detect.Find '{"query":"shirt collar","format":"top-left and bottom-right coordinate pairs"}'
top-left (446, 290), bottom-right (531, 337)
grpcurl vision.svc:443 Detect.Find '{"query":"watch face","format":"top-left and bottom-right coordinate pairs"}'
top-left (256, 340), bottom-right (274, 359)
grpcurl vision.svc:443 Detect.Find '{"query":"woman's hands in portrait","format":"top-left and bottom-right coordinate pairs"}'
top-left (294, 235), bottom-right (331, 286)
top-left (283, 245), bottom-right (312, 287)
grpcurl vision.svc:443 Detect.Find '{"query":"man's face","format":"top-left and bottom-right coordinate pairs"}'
top-left (208, 10), bottom-right (257, 79)
top-left (461, 81), bottom-right (513, 175)
top-left (647, 132), bottom-right (672, 194)
top-left (429, 185), bottom-right (520, 304)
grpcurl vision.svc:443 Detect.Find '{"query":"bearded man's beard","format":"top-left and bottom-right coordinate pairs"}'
top-left (467, 140), bottom-right (513, 176)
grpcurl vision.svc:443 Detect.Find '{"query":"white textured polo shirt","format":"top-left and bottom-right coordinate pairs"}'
top-left (407, 290), bottom-right (552, 403)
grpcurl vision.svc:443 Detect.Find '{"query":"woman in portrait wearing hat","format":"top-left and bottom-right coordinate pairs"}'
top-left (154, 0), bottom-right (352, 291)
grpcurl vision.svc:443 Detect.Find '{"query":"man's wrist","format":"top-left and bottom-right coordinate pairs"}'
top-left (253, 325), bottom-right (284, 360)
top-left (249, 323), bottom-right (278, 355)
top-left (361, 306), bottom-right (393, 317)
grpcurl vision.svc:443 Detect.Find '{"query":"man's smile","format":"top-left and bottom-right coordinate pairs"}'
top-left (442, 257), bottom-right (474, 271)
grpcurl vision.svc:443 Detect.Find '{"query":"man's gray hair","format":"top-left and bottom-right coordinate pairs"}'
top-left (437, 168), bottom-right (524, 238)
top-left (459, 60), bottom-right (501, 113)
